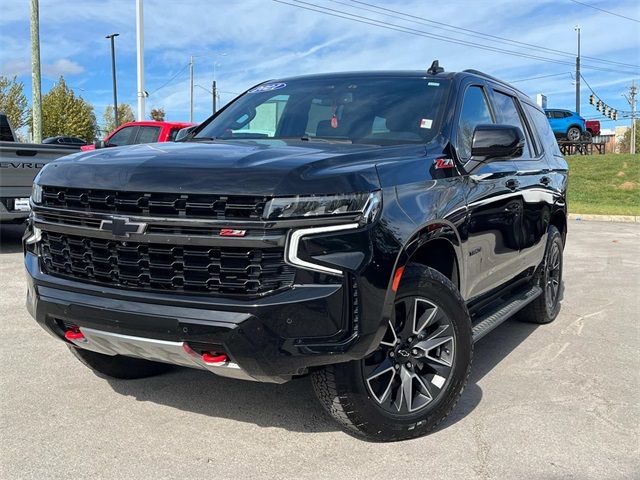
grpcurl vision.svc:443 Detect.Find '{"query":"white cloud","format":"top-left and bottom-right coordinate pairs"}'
top-left (42, 58), bottom-right (84, 77)
top-left (1, 57), bottom-right (84, 78)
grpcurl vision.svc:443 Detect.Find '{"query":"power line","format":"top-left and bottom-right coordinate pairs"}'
top-left (509, 72), bottom-right (573, 83)
top-left (342, 0), bottom-right (639, 69)
top-left (567, 0), bottom-right (640, 24)
top-left (275, 0), bottom-right (639, 75)
top-left (149, 63), bottom-right (189, 95)
top-left (580, 72), bottom-right (630, 113)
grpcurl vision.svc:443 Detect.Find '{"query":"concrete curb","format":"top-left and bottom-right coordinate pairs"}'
top-left (569, 213), bottom-right (639, 223)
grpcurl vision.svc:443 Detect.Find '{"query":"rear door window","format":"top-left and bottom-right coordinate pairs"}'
top-left (134, 126), bottom-right (161, 144)
top-left (492, 91), bottom-right (532, 158)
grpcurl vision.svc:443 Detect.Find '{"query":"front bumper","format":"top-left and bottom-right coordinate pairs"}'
top-left (24, 217), bottom-right (397, 382)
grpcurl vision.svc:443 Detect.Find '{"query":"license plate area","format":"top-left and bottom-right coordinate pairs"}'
top-left (14, 198), bottom-right (31, 212)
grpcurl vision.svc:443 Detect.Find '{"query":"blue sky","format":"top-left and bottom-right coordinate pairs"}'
top-left (0, 0), bottom-right (638, 130)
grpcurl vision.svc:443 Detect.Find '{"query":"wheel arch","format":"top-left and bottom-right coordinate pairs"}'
top-left (401, 221), bottom-right (463, 292)
top-left (566, 123), bottom-right (583, 133)
top-left (549, 209), bottom-right (567, 246)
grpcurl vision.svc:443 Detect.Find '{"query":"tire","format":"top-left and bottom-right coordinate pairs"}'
top-left (311, 265), bottom-right (472, 442)
top-left (581, 130), bottom-right (593, 143)
top-left (566, 126), bottom-right (581, 142)
top-left (68, 345), bottom-right (173, 380)
top-left (518, 225), bottom-right (564, 324)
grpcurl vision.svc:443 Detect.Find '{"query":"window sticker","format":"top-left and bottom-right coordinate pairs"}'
top-left (420, 118), bottom-right (433, 129)
top-left (248, 83), bottom-right (287, 93)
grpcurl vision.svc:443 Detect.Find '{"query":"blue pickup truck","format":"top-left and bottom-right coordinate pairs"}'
top-left (544, 109), bottom-right (587, 141)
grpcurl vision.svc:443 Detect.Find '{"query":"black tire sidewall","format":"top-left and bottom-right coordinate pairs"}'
top-left (332, 266), bottom-right (472, 440)
top-left (541, 226), bottom-right (563, 320)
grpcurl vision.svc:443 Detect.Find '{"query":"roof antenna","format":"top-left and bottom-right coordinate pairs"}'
top-left (427, 60), bottom-right (444, 75)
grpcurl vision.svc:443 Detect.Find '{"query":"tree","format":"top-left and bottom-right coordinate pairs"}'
top-left (103, 104), bottom-right (135, 133)
top-left (0, 76), bottom-right (29, 130)
top-left (150, 107), bottom-right (165, 121)
top-left (41, 76), bottom-right (97, 141)
top-left (618, 120), bottom-right (640, 154)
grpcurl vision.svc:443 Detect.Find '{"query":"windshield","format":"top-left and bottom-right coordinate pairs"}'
top-left (194, 76), bottom-right (450, 146)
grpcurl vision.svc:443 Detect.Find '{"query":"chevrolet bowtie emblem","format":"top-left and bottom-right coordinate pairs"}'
top-left (99, 217), bottom-right (147, 237)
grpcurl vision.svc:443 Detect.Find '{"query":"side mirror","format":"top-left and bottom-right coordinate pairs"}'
top-left (470, 124), bottom-right (524, 161)
top-left (93, 140), bottom-right (108, 149)
top-left (175, 126), bottom-right (198, 142)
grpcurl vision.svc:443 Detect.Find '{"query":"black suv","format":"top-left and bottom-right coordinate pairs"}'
top-left (24, 66), bottom-right (568, 442)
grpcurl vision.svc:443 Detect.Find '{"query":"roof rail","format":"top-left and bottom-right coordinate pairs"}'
top-left (462, 69), bottom-right (527, 96)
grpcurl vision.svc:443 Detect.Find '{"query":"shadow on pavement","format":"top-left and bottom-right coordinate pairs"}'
top-left (105, 318), bottom-right (540, 437)
top-left (0, 223), bottom-right (25, 254)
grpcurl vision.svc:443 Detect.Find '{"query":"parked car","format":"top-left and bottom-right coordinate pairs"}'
top-left (25, 66), bottom-right (568, 442)
top-left (0, 113), bottom-right (79, 223)
top-left (43, 136), bottom-right (87, 147)
top-left (544, 108), bottom-right (586, 141)
top-left (81, 120), bottom-right (195, 151)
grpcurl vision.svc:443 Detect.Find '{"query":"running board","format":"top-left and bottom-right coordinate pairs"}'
top-left (472, 286), bottom-right (542, 342)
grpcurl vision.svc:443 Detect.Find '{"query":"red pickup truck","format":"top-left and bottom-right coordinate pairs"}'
top-left (585, 119), bottom-right (601, 137)
top-left (81, 121), bottom-right (194, 151)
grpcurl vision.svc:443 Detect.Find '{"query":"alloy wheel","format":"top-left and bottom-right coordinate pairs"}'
top-left (363, 297), bottom-right (456, 415)
top-left (545, 242), bottom-right (561, 310)
top-left (567, 127), bottom-right (581, 141)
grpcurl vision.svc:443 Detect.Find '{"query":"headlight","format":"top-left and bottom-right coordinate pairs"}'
top-left (264, 191), bottom-right (381, 222)
top-left (31, 183), bottom-right (42, 204)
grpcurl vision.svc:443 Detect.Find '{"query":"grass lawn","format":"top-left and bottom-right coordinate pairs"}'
top-left (567, 153), bottom-right (640, 216)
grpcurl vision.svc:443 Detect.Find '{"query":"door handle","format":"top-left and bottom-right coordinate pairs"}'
top-left (540, 176), bottom-right (551, 186)
top-left (505, 179), bottom-right (519, 191)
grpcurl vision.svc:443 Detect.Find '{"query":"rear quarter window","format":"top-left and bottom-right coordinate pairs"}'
top-left (524, 103), bottom-right (562, 157)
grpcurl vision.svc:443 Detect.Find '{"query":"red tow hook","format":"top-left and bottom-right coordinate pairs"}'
top-left (64, 329), bottom-right (85, 341)
top-left (201, 352), bottom-right (229, 364)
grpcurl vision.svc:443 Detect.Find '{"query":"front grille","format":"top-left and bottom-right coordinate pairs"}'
top-left (40, 231), bottom-right (295, 296)
top-left (36, 211), bottom-right (287, 238)
top-left (41, 186), bottom-right (269, 220)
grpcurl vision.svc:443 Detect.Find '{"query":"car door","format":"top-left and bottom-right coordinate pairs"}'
top-left (456, 83), bottom-right (522, 300)
top-left (491, 89), bottom-right (551, 274)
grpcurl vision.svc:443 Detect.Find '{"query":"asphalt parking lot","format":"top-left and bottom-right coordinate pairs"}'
top-left (0, 220), bottom-right (638, 479)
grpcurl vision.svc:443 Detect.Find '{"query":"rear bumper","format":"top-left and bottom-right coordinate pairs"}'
top-left (25, 247), bottom-right (389, 383)
top-left (0, 197), bottom-right (30, 222)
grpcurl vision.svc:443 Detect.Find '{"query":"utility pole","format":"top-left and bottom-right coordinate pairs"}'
top-left (212, 80), bottom-right (217, 113)
top-left (575, 25), bottom-right (581, 115)
top-left (30, 0), bottom-right (42, 142)
top-left (106, 33), bottom-right (120, 127)
top-left (135, 0), bottom-right (145, 121)
top-left (189, 56), bottom-right (194, 123)
top-left (624, 80), bottom-right (637, 154)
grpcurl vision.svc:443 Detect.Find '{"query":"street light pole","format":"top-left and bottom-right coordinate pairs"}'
top-left (106, 33), bottom-right (120, 127)
top-left (212, 80), bottom-right (217, 114)
top-left (189, 55), bottom-right (194, 123)
top-left (30, 0), bottom-right (42, 143)
top-left (575, 25), bottom-right (581, 115)
top-left (189, 53), bottom-right (226, 121)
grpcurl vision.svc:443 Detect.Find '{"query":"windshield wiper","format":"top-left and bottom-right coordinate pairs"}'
top-left (187, 137), bottom-right (217, 142)
top-left (299, 136), bottom-right (353, 144)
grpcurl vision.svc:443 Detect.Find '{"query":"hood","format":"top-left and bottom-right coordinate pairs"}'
top-left (37, 140), bottom-right (426, 196)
